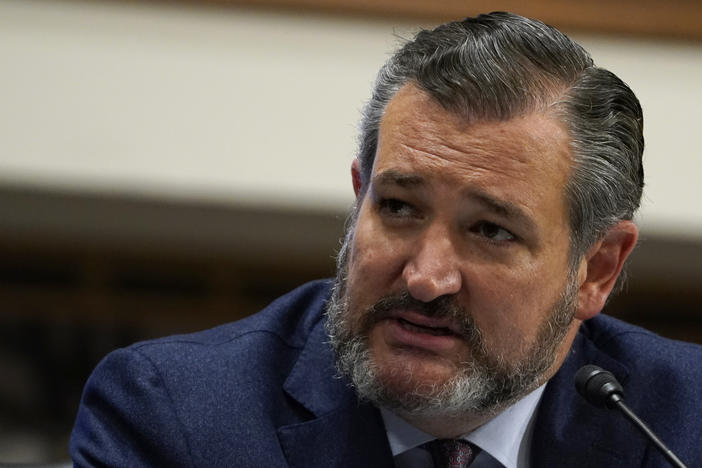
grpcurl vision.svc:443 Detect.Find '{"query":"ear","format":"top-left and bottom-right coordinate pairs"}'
top-left (575, 220), bottom-right (639, 321)
top-left (351, 158), bottom-right (363, 199)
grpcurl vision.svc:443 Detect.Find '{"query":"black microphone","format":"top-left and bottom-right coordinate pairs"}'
top-left (575, 365), bottom-right (688, 468)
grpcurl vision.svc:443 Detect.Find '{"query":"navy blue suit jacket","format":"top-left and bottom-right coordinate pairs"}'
top-left (70, 280), bottom-right (702, 467)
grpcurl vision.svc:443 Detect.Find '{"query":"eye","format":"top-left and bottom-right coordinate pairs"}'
top-left (378, 198), bottom-right (416, 218)
top-left (472, 221), bottom-right (515, 242)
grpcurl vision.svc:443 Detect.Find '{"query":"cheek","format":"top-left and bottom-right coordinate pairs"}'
top-left (465, 263), bottom-right (563, 349)
top-left (347, 214), bottom-right (406, 295)
top-left (345, 232), bottom-right (403, 333)
top-left (347, 238), bottom-right (401, 301)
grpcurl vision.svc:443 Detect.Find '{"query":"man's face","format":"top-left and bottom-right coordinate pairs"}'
top-left (327, 84), bottom-right (581, 423)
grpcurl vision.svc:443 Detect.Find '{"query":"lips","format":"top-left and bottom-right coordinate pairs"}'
top-left (378, 312), bottom-right (464, 354)
top-left (397, 317), bottom-right (454, 336)
top-left (387, 310), bottom-right (462, 336)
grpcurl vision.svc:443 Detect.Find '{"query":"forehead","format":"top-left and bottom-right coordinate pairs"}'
top-left (376, 84), bottom-right (571, 176)
top-left (373, 84), bottom-right (573, 218)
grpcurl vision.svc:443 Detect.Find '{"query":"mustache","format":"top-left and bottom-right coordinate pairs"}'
top-left (360, 291), bottom-right (484, 344)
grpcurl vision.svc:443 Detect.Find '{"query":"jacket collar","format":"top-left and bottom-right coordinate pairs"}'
top-left (278, 315), bottom-right (394, 468)
top-left (531, 325), bottom-right (649, 467)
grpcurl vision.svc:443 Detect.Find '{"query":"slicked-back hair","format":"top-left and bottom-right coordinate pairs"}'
top-left (357, 12), bottom-right (644, 265)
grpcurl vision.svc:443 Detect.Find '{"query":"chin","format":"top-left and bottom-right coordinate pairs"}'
top-left (373, 350), bottom-right (459, 397)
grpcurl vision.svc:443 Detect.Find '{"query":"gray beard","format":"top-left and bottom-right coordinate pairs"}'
top-left (325, 218), bottom-right (578, 420)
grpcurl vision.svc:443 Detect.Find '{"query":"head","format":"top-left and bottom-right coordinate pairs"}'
top-left (326, 12), bottom-right (643, 435)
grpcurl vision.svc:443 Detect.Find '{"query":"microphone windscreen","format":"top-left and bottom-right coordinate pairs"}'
top-left (575, 365), bottom-right (624, 408)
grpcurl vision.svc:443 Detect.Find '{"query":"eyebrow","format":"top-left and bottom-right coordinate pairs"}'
top-left (373, 170), bottom-right (426, 189)
top-left (373, 169), bottom-right (538, 232)
top-left (466, 188), bottom-right (537, 232)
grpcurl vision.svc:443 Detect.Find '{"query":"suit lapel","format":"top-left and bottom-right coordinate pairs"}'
top-left (277, 402), bottom-right (393, 468)
top-left (531, 329), bottom-right (649, 467)
top-left (278, 318), bottom-right (394, 468)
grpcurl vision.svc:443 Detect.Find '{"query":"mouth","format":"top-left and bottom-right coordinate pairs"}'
top-left (374, 309), bottom-right (465, 353)
top-left (387, 309), bottom-right (463, 335)
top-left (396, 317), bottom-right (455, 336)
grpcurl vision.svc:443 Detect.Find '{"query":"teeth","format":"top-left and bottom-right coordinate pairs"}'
top-left (398, 318), bottom-right (452, 336)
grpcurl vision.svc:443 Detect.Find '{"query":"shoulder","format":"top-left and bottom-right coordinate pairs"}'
top-left (71, 280), bottom-right (335, 466)
top-left (117, 279), bottom-right (334, 392)
top-left (535, 316), bottom-right (702, 466)
top-left (579, 315), bottom-right (702, 456)
top-left (581, 314), bottom-right (702, 375)
top-left (129, 278), bottom-right (333, 365)
top-left (119, 277), bottom-right (335, 421)
top-left (580, 314), bottom-right (702, 392)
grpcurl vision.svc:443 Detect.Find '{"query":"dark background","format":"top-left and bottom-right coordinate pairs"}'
top-left (1, 185), bottom-right (701, 462)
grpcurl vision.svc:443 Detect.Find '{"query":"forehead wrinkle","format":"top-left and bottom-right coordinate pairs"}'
top-left (442, 123), bottom-right (551, 168)
top-left (392, 116), bottom-right (551, 185)
top-left (393, 131), bottom-right (522, 181)
top-left (381, 92), bottom-right (533, 179)
top-left (385, 132), bottom-right (544, 207)
top-left (384, 84), bottom-right (570, 171)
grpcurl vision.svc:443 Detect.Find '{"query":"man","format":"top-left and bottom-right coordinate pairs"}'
top-left (70, 12), bottom-right (701, 467)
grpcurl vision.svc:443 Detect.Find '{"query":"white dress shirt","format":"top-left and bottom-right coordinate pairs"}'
top-left (380, 384), bottom-right (545, 468)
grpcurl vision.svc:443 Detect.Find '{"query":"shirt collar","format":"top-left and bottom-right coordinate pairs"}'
top-left (380, 384), bottom-right (545, 468)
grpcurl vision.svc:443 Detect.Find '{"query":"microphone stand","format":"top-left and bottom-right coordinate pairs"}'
top-left (575, 365), bottom-right (688, 468)
top-left (612, 397), bottom-right (687, 468)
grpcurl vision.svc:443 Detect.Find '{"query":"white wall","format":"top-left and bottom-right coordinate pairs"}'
top-left (1, 0), bottom-right (701, 237)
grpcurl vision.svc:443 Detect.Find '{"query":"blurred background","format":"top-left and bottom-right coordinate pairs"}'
top-left (1, 0), bottom-right (701, 463)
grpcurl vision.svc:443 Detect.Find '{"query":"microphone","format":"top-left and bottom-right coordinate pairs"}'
top-left (575, 365), bottom-right (688, 468)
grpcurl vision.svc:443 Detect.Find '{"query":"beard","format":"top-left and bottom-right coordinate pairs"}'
top-left (325, 213), bottom-right (579, 420)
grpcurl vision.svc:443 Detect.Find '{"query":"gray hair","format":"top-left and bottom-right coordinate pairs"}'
top-left (357, 12), bottom-right (644, 263)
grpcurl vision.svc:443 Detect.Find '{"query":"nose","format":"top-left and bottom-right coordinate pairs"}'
top-left (402, 224), bottom-right (462, 303)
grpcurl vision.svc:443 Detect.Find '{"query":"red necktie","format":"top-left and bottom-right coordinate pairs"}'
top-left (422, 439), bottom-right (480, 468)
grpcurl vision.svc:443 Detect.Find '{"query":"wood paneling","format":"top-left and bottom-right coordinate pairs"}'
top-left (201, 0), bottom-right (702, 41)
